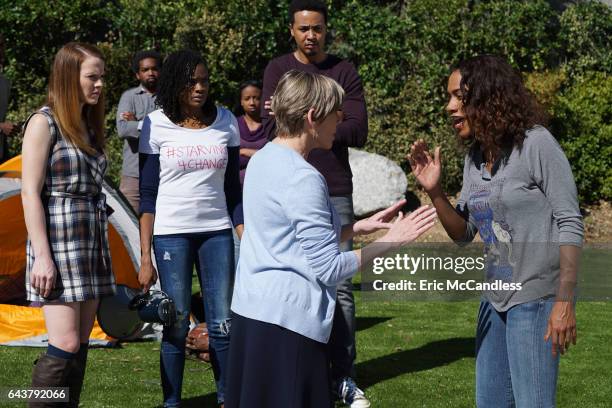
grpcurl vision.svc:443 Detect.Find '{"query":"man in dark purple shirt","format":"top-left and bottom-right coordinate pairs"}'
top-left (261, 1), bottom-right (369, 406)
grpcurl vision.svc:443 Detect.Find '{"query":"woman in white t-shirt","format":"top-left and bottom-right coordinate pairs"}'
top-left (138, 50), bottom-right (243, 408)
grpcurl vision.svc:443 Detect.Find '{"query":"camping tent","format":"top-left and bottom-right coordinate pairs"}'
top-left (0, 155), bottom-right (145, 346)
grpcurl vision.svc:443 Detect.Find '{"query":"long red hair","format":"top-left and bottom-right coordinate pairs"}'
top-left (48, 42), bottom-right (105, 155)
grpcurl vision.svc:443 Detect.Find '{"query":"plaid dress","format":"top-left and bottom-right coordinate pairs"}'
top-left (26, 107), bottom-right (116, 303)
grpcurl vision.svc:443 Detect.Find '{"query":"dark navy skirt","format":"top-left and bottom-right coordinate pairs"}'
top-left (226, 313), bottom-right (332, 408)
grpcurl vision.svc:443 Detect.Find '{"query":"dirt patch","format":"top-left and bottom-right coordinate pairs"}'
top-left (582, 200), bottom-right (612, 243)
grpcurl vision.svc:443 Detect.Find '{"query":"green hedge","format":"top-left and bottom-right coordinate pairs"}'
top-left (1, 0), bottom-right (610, 202)
top-left (552, 72), bottom-right (612, 203)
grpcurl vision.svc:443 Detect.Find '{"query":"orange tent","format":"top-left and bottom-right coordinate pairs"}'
top-left (0, 156), bottom-right (143, 346)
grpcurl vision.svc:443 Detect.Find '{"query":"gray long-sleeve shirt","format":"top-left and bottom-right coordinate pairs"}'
top-left (456, 126), bottom-right (584, 311)
top-left (116, 86), bottom-right (157, 177)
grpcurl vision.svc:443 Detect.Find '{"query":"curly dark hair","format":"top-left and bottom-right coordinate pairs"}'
top-left (131, 49), bottom-right (161, 73)
top-left (156, 49), bottom-right (213, 123)
top-left (452, 55), bottom-right (548, 151)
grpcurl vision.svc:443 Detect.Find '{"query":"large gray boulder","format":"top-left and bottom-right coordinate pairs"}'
top-left (349, 148), bottom-right (408, 218)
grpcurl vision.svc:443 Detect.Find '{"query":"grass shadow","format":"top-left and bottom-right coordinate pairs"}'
top-left (356, 337), bottom-right (475, 389)
top-left (356, 316), bottom-right (393, 332)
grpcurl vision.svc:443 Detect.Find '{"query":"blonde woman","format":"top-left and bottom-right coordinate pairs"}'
top-left (21, 42), bottom-right (115, 407)
top-left (226, 70), bottom-right (437, 408)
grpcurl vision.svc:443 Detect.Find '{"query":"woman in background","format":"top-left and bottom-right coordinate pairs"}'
top-left (235, 80), bottom-right (266, 187)
top-left (21, 42), bottom-right (115, 407)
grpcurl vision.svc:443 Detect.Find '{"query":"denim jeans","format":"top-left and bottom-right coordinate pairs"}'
top-left (476, 298), bottom-right (560, 408)
top-left (153, 230), bottom-right (234, 407)
top-left (232, 227), bottom-right (240, 270)
top-left (328, 195), bottom-right (357, 381)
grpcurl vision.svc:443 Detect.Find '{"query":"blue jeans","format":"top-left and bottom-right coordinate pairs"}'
top-left (153, 230), bottom-right (234, 407)
top-left (476, 299), bottom-right (559, 408)
top-left (232, 227), bottom-right (240, 270)
top-left (328, 195), bottom-right (357, 381)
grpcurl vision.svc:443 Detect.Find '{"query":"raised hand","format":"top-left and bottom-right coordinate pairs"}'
top-left (407, 139), bottom-right (442, 193)
top-left (264, 97), bottom-right (274, 116)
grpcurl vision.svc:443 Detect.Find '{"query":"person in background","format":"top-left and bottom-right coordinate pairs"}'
top-left (235, 80), bottom-right (266, 188)
top-left (261, 1), bottom-right (369, 405)
top-left (409, 55), bottom-right (583, 408)
top-left (227, 70), bottom-right (436, 408)
top-left (138, 49), bottom-right (243, 408)
top-left (21, 42), bottom-right (115, 407)
top-left (0, 34), bottom-right (17, 163)
top-left (116, 49), bottom-right (161, 212)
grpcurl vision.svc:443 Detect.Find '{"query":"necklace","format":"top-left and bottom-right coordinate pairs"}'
top-left (179, 117), bottom-right (207, 129)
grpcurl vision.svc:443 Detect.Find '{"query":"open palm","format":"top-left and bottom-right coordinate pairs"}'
top-left (408, 139), bottom-right (442, 192)
top-left (354, 199), bottom-right (407, 235)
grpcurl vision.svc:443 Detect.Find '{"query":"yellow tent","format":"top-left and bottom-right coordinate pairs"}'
top-left (0, 156), bottom-right (143, 346)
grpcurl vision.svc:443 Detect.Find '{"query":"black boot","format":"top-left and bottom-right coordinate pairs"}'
top-left (29, 354), bottom-right (72, 408)
top-left (66, 345), bottom-right (88, 408)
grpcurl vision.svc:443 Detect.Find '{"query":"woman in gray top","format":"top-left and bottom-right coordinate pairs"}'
top-left (408, 55), bottom-right (583, 408)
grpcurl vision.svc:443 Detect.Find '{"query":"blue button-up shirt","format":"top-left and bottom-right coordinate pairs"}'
top-left (116, 85), bottom-right (157, 177)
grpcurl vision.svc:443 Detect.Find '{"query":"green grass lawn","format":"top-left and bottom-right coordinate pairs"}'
top-left (1, 296), bottom-right (610, 407)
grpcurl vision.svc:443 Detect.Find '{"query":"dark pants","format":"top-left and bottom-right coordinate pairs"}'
top-left (329, 195), bottom-right (356, 381)
top-left (119, 175), bottom-right (139, 213)
top-left (226, 313), bottom-right (333, 408)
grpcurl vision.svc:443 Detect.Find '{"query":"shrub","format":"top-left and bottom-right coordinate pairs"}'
top-left (524, 69), bottom-right (567, 109)
top-left (172, 0), bottom-right (291, 108)
top-left (558, 1), bottom-right (612, 76)
top-left (0, 0), bottom-right (609, 202)
top-left (551, 72), bottom-right (612, 203)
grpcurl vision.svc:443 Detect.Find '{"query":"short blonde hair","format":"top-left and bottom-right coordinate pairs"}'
top-left (271, 70), bottom-right (344, 138)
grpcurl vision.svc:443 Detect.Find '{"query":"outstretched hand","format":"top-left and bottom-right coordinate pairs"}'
top-left (381, 205), bottom-right (437, 245)
top-left (407, 139), bottom-right (442, 193)
top-left (353, 199), bottom-right (407, 236)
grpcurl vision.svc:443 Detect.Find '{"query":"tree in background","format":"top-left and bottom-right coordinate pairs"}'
top-left (0, 0), bottom-right (609, 202)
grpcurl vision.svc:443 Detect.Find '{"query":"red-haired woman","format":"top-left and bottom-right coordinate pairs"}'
top-left (409, 55), bottom-right (582, 407)
top-left (21, 42), bottom-right (115, 407)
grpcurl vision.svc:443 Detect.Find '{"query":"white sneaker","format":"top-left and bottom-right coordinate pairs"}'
top-left (338, 377), bottom-right (371, 408)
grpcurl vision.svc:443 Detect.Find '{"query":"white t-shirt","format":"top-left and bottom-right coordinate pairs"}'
top-left (139, 107), bottom-right (240, 235)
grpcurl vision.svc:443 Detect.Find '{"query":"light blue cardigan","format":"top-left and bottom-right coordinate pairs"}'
top-left (231, 142), bottom-right (359, 343)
